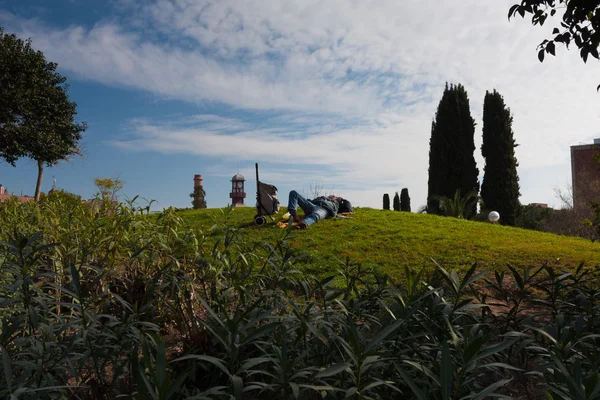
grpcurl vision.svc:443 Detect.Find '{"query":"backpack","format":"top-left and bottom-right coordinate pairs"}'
top-left (338, 199), bottom-right (353, 213)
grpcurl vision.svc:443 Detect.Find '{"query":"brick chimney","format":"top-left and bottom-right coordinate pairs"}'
top-left (0, 185), bottom-right (5, 195)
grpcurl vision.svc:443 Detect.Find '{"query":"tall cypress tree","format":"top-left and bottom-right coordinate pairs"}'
top-left (393, 192), bottom-right (401, 211)
top-left (383, 193), bottom-right (390, 210)
top-left (400, 188), bottom-right (411, 212)
top-left (427, 83), bottom-right (479, 216)
top-left (481, 90), bottom-right (520, 226)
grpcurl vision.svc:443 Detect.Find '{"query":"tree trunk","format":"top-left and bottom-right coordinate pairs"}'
top-left (34, 159), bottom-right (44, 201)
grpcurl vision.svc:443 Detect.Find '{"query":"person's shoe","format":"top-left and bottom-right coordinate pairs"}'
top-left (296, 221), bottom-right (308, 230)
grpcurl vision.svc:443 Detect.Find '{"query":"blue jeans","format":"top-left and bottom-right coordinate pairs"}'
top-left (287, 190), bottom-right (329, 227)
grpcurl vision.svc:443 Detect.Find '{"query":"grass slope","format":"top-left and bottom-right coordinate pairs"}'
top-left (177, 206), bottom-right (600, 277)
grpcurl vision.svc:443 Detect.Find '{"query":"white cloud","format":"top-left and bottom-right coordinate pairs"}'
top-left (1, 10), bottom-right (384, 115)
top-left (2, 1), bottom-right (600, 209)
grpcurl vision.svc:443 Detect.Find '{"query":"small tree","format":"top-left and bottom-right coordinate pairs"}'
top-left (383, 193), bottom-right (390, 210)
top-left (546, 173), bottom-right (600, 240)
top-left (310, 180), bottom-right (326, 198)
top-left (393, 192), bottom-right (401, 211)
top-left (94, 176), bottom-right (124, 202)
top-left (400, 188), bottom-right (411, 212)
top-left (0, 27), bottom-right (86, 201)
top-left (190, 186), bottom-right (207, 209)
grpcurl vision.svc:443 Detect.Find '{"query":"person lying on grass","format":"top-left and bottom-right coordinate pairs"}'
top-left (287, 190), bottom-right (345, 230)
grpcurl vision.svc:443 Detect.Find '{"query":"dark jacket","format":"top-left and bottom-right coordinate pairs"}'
top-left (311, 196), bottom-right (339, 217)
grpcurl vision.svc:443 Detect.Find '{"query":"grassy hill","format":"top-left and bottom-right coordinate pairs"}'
top-left (177, 206), bottom-right (600, 278)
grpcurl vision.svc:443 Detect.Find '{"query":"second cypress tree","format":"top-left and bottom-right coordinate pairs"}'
top-left (427, 83), bottom-right (479, 216)
top-left (481, 90), bottom-right (520, 226)
top-left (400, 188), bottom-right (411, 212)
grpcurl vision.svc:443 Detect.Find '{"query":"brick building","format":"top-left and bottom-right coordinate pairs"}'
top-left (571, 139), bottom-right (600, 210)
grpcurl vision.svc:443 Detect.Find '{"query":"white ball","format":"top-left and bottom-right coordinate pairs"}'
top-left (488, 211), bottom-right (500, 222)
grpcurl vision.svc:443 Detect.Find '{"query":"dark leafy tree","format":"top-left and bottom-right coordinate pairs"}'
top-left (190, 186), bottom-right (207, 209)
top-left (517, 203), bottom-right (551, 230)
top-left (427, 83), bottom-right (479, 216)
top-left (393, 192), bottom-right (401, 211)
top-left (508, 1), bottom-right (600, 74)
top-left (383, 193), bottom-right (390, 210)
top-left (0, 27), bottom-right (86, 201)
top-left (400, 188), bottom-right (411, 212)
top-left (481, 90), bottom-right (521, 226)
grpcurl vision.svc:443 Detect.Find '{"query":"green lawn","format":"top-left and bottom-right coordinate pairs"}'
top-left (176, 206), bottom-right (600, 278)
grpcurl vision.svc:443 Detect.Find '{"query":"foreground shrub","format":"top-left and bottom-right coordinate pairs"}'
top-left (0, 191), bottom-right (599, 399)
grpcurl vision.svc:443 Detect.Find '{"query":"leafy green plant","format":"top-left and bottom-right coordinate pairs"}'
top-left (2, 191), bottom-right (600, 399)
top-left (433, 189), bottom-right (480, 219)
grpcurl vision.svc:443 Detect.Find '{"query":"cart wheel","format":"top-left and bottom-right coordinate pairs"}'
top-left (254, 216), bottom-right (267, 226)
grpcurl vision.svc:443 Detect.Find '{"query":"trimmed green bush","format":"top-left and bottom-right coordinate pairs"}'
top-left (393, 192), bottom-right (400, 211)
top-left (400, 188), bottom-right (411, 212)
top-left (383, 193), bottom-right (390, 210)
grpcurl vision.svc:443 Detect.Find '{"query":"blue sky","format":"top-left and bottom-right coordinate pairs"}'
top-left (1, 0), bottom-right (599, 210)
